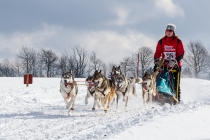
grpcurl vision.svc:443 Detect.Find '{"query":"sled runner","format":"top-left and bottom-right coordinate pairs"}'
top-left (153, 59), bottom-right (180, 105)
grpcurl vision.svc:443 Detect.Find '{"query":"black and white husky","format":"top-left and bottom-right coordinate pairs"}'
top-left (85, 75), bottom-right (95, 105)
top-left (111, 66), bottom-right (122, 82)
top-left (60, 70), bottom-right (78, 113)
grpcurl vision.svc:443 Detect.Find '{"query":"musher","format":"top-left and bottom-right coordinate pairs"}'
top-left (154, 23), bottom-right (185, 102)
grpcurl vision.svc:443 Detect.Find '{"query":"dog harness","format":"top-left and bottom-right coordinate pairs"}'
top-left (62, 82), bottom-right (74, 97)
top-left (95, 87), bottom-right (106, 96)
top-left (88, 89), bottom-right (95, 96)
top-left (117, 84), bottom-right (128, 96)
top-left (121, 87), bottom-right (128, 96)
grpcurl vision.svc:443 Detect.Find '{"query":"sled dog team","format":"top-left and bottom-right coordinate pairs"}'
top-left (60, 67), bottom-right (158, 113)
top-left (59, 23), bottom-right (185, 113)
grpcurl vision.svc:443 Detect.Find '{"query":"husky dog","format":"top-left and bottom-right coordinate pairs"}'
top-left (85, 75), bottom-right (95, 105)
top-left (92, 70), bottom-right (116, 113)
top-left (111, 66), bottom-right (122, 81)
top-left (60, 70), bottom-right (78, 112)
top-left (142, 72), bottom-right (156, 106)
top-left (115, 74), bottom-right (142, 109)
top-left (111, 66), bottom-right (122, 76)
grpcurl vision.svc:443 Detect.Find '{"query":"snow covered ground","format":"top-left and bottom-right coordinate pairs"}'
top-left (0, 77), bottom-right (210, 140)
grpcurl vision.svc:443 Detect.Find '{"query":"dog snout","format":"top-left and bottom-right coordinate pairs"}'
top-left (142, 82), bottom-right (147, 86)
top-left (64, 80), bottom-right (67, 83)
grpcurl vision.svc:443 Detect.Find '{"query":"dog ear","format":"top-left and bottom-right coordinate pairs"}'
top-left (99, 70), bottom-right (101, 73)
top-left (70, 69), bottom-right (72, 74)
top-left (63, 70), bottom-right (66, 74)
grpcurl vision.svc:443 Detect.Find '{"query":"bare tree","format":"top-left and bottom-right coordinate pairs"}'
top-left (37, 59), bottom-right (44, 77)
top-left (120, 53), bottom-right (136, 77)
top-left (0, 59), bottom-right (16, 77)
top-left (184, 41), bottom-right (209, 78)
top-left (14, 59), bottom-right (22, 77)
top-left (120, 57), bottom-right (133, 76)
top-left (89, 51), bottom-right (103, 71)
top-left (0, 63), bottom-right (2, 76)
top-left (38, 49), bottom-right (58, 77)
top-left (101, 63), bottom-right (108, 77)
top-left (17, 47), bottom-right (37, 75)
top-left (69, 45), bottom-right (89, 78)
top-left (137, 47), bottom-right (154, 77)
top-left (182, 67), bottom-right (192, 78)
top-left (57, 53), bottom-right (68, 74)
top-left (50, 62), bottom-right (59, 77)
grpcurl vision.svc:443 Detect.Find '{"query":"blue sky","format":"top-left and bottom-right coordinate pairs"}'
top-left (0, 0), bottom-right (210, 63)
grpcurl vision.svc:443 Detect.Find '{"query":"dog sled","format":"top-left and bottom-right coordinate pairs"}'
top-left (153, 59), bottom-right (180, 105)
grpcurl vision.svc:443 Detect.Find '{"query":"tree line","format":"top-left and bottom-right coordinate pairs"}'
top-left (0, 41), bottom-right (210, 79)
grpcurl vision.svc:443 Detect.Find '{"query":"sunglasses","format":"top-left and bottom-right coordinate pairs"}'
top-left (166, 30), bottom-right (173, 32)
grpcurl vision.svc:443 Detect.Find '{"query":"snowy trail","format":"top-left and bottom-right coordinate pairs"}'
top-left (111, 105), bottom-right (210, 140)
top-left (0, 78), bottom-right (210, 140)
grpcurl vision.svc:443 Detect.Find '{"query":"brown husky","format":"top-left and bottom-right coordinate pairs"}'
top-left (142, 72), bottom-right (156, 106)
top-left (92, 70), bottom-right (116, 113)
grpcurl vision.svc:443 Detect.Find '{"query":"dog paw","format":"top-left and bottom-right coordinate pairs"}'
top-left (92, 108), bottom-right (95, 111)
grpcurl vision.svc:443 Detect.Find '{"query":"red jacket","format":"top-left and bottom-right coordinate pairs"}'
top-left (154, 36), bottom-right (185, 67)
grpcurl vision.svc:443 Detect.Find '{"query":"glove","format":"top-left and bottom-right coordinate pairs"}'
top-left (176, 54), bottom-right (184, 63)
top-left (168, 60), bottom-right (175, 68)
top-left (168, 59), bottom-right (176, 68)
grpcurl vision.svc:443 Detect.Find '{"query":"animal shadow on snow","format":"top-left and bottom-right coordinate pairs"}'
top-left (0, 105), bottom-right (71, 119)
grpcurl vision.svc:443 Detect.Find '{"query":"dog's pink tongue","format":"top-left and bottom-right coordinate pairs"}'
top-left (88, 82), bottom-right (94, 87)
top-left (116, 86), bottom-right (120, 91)
top-left (88, 82), bottom-right (95, 89)
top-left (66, 83), bottom-right (73, 87)
top-left (143, 84), bottom-right (148, 90)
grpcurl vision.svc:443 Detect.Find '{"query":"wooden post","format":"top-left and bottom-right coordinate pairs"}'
top-left (26, 73), bottom-right (29, 87)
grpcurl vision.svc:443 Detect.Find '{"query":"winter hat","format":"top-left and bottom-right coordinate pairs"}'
top-left (166, 24), bottom-right (176, 31)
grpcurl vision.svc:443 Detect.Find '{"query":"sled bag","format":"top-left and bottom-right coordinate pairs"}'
top-left (156, 70), bottom-right (175, 97)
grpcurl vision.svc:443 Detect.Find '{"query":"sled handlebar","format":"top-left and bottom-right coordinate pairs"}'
top-left (162, 59), bottom-right (179, 71)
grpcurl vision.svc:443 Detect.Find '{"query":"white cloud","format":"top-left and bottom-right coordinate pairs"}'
top-left (0, 24), bottom-right (62, 54)
top-left (155, 0), bottom-right (184, 18)
top-left (108, 7), bottom-right (131, 26)
top-left (65, 29), bottom-right (157, 63)
top-left (107, 1), bottom-right (184, 27)
top-left (0, 24), bottom-right (157, 64)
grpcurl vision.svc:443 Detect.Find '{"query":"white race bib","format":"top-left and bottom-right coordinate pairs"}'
top-left (164, 52), bottom-right (176, 60)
